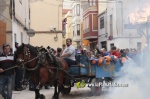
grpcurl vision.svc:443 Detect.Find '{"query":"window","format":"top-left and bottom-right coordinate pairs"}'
top-left (21, 32), bottom-right (23, 43)
top-left (89, 0), bottom-right (92, 6)
top-left (87, 16), bottom-right (89, 29)
top-left (110, 15), bottom-right (113, 35)
top-left (76, 4), bottom-right (80, 16)
top-left (100, 17), bottom-right (104, 29)
top-left (93, 14), bottom-right (98, 30)
top-left (73, 6), bottom-right (75, 17)
top-left (74, 6), bottom-right (76, 16)
top-left (77, 24), bottom-right (80, 36)
top-left (83, 16), bottom-right (89, 32)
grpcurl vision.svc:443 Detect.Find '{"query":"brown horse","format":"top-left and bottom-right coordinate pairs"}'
top-left (14, 43), bottom-right (71, 99)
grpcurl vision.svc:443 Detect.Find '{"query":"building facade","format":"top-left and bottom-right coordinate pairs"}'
top-left (72, 0), bottom-right (83, 47)
top-left (98, 0), bottom-right (107, 50)
top-left (98, 0), bottom-right (143, 51)
top-left (0, 0), bottom-right (30, 52)
top-left (30, 0), bottom-right (62, 50)
top-left (82, 0), bottom-right (98, 50)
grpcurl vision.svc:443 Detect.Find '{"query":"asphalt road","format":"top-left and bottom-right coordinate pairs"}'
top-left (12, 87), bottom-right (110, 99)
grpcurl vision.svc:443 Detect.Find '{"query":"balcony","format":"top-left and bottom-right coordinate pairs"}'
top-left (73, 35), bottom-right (81, 42)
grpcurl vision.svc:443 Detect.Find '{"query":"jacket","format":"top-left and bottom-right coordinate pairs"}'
top-left (0, 53), bottom-right (15, 75)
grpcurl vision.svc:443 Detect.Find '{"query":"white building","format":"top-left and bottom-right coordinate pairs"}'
top-left (98, 0), bottom-right (107, 50)
top-left (0, 0), bottom-right (30, 52)
top-left (12, 0), bottom-right (30, 52)
top-left (98, 0), bottom-right (142, 51)
top-left (72, 0), bottom-right (83, 47)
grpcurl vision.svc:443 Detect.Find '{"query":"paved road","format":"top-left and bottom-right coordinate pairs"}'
top-left (12, 87), bottom-right (110, 99)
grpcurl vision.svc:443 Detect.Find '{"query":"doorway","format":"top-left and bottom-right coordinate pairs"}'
top-left (101, 41), bottom-right (107, 50)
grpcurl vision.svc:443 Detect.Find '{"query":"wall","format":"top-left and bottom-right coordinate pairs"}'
top-left (98, 0), bottom-right (106, 15)
top-left (30, 0), bottom-right (63, 48)
top-left (105, 0), bottom-right (142, 50)
top-left (30, 33), bottom-right (62, 50)
top-left (30, 0), bottom-right (62, 31)
top-left (12, 0), bottom-right (30, 52)
top-left (0, 0), bottom-right (12, 47)
top-left (107, 37), bottom-right (141, 51)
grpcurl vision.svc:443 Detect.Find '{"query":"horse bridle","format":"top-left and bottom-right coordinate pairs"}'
top-left (16, 46), bottom-right (41, 71)
top-left (23, 46), bottom-right (31, 61)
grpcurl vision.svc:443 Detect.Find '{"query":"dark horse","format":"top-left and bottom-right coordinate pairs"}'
top-left (14, 43), bottom-right (71, 99)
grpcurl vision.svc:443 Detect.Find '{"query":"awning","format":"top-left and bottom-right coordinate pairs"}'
top-left (82, 40), bottom-right (90, 46)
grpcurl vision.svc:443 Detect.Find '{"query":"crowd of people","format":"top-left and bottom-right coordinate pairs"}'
top-left (0, 38), bottom-right (146, 99)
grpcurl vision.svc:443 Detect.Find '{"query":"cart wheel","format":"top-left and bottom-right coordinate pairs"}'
top-left (61, 80), bottom-right (71, 95)
top-left (90, 78), bottom-right (102, 96)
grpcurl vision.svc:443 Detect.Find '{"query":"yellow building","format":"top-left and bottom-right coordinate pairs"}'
top-left (62, 10), bottom-right (77, 47)
top-left (30, 0), bottom-right (62, 50)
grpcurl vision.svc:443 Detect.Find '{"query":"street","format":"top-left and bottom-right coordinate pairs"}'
top-left (12, 87), bottom-right (110, 99)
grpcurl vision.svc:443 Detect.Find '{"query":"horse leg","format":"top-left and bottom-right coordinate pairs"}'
top-left (56, 85), bottom-right (63, 99)
top-left (52, 79), bottom-right (58, 99)
top-left (35, 85), bottom-right (45, 99)
top-left (35, 88), bottom-right (40, 99)
top-left (56, 72), bottom-right (65, 99)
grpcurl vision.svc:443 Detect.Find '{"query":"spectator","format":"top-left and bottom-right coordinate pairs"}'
top-left (94, 45), bottom-right (100, 57)
top-left (110, 46), bottom-right (120, 58)
top-left (0, 44), bottom-right (15, 99)
top-left (62, 44), bottom-right (66, 52)
top-left (14, 42), bottom-right (24, 91)
top-left (101, 48), bottom-right (110, 57)
top-left (120, 49), bottom-right (126, 57)
top-left (56, 47), bottom-right (62, 57)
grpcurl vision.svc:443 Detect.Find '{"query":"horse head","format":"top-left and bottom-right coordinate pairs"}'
top-left (14, 43), bottom-right (38, 69)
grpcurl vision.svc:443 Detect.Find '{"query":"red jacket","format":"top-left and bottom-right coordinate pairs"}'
top-left (111, 51), bottom-right (120, 58)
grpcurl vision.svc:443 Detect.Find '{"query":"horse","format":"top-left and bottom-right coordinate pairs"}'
top-left (14, 43), bottom-right (70, 99)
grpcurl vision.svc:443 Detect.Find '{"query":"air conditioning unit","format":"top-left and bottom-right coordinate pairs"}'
top-left (50, 26), bottom-right (56, 32)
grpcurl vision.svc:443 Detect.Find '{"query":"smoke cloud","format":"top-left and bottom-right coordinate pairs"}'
top-left (109, 52), bottom-right (150, 99)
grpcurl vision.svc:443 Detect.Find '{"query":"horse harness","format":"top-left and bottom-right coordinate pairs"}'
top-left (23, 46), bottom-right (62, 81)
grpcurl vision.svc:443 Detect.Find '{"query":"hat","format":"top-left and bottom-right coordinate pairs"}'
top-left (83, 48), bottom-right (86, 50)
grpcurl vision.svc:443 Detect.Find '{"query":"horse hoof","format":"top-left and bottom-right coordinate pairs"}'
top-left (40, 94), bottom-right (45, 99)
top-left (52, 96), bottom-right (59, 99)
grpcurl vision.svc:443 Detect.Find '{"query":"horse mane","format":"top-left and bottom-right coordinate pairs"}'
top-left (27, 44), bottom-right (38, 56)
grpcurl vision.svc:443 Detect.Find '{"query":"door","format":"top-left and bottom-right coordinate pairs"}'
top-left (101, 41), bottom-right (107, 50)
top-left (0, 20), bottom-right (6, 47)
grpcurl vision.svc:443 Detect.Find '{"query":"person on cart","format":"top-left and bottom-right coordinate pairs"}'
top-left (61, 38), bottom-right (76, 67)
top-left (110, 46), bottom-right (120, 58)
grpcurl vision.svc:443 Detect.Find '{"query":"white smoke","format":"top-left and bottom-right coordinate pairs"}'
top-left (109, 53), bottom-right (150, 99)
